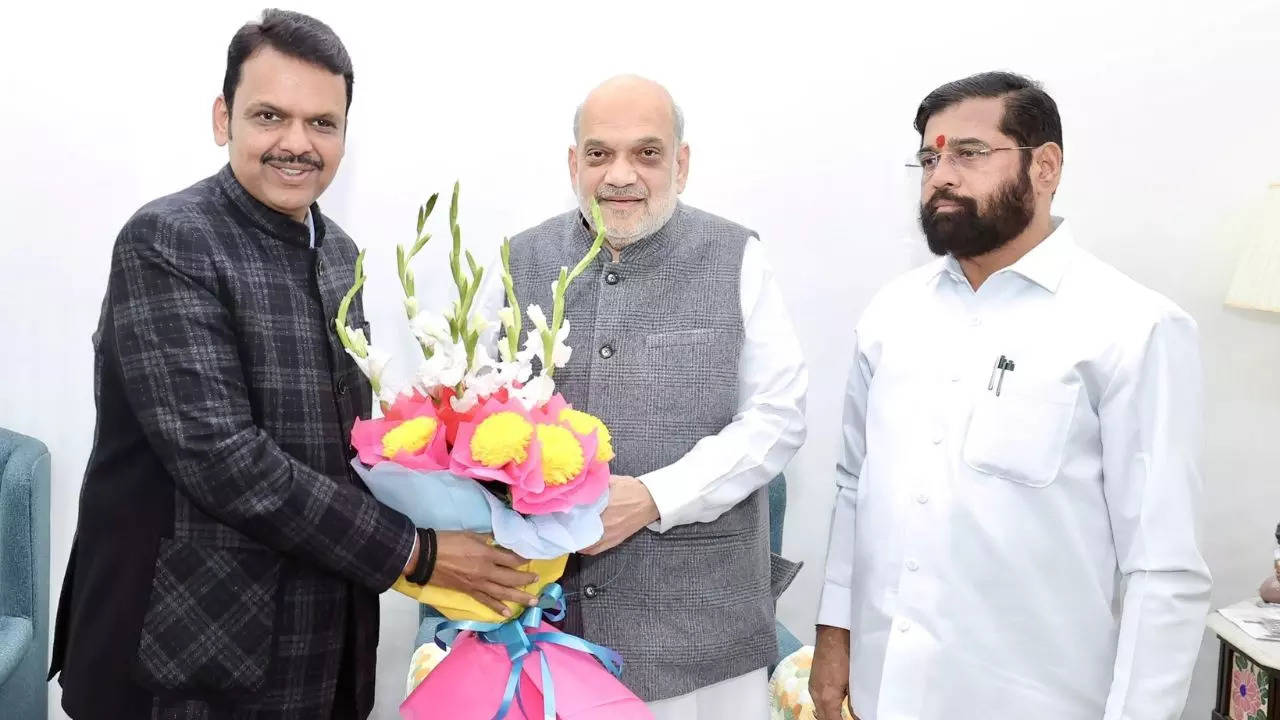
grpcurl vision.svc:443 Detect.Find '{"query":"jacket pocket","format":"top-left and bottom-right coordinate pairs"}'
top-left (643, 329), bottom-right (740, 425)
top-left (134, 539), bottom-right (281, 696)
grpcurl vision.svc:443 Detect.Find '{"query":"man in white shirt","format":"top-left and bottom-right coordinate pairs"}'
top-left (499, 75), bottom-right (808, 719)
top-left (810, 71), bottom-right (1211, 720)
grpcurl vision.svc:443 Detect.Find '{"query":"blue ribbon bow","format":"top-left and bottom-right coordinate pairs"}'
top-left (433, 583), bottom-right (624, 720)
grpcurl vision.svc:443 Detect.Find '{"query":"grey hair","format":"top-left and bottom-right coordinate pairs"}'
top-left (573, 101), bottom-right (685, 143)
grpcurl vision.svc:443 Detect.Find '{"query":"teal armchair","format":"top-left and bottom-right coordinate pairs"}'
top-left (0, 428), bottom-right (51, 719)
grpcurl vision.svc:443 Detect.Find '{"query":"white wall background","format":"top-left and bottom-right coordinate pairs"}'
top-left (2, 1), bottom-right (1278, 718)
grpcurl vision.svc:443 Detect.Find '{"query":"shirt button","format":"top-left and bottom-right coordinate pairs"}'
top-left (969, 316), bottom-right (982, 327)
top-left (906, 560), bottom-right (920, 572)
top-left (605, 272), bottom-right (620, 285)
top-left (932, 432), bottom-right (944, 445)
top-left (583, 585), bottom-right (599, 599)
top-left (898, 619), bottom-right (913, 632)
top-left (599, 345), bottom-right (614, 359)
top-left (916, 493), bottom-right (930, 504)
top-left (951, 373), bottom-right (962, 383)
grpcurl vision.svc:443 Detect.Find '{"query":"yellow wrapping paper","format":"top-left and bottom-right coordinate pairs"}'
top-left (392, 553), bottom-right (568, 623)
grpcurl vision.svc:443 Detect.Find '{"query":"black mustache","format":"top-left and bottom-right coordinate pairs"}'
top-left (262, 152), bottom-right (323, 170)
top-left (925, 189), bottom-right (977, 215)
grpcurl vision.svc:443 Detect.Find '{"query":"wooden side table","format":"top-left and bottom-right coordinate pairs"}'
top-left (1208, 602), bottom-right (1280, 720)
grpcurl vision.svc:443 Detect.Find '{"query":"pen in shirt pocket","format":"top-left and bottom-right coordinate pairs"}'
top-left (987, 355), bottom-right (1015, 396)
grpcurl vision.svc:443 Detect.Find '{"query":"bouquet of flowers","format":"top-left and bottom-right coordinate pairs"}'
top-left (334, 185), bottom-right (652, 719)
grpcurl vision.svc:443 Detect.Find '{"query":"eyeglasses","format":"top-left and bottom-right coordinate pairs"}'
top-left (906, 143), bottom-right (1040, 175)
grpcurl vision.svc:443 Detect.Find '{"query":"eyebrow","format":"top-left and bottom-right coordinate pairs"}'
top-left (244, 101), bottom-right (287, 117)
top-left (919, 136), bottom-right (987, 151)
top-left (581, 136), bottom-right (668, 150)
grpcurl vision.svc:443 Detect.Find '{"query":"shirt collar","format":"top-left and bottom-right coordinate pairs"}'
top-left (928, 216), bottom-right (1074, 293)
top-left (216, 164), bottom-right (325, 249)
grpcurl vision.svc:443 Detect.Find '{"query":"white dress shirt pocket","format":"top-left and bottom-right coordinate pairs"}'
top-left (963, 379), bottom-right (1078, 487)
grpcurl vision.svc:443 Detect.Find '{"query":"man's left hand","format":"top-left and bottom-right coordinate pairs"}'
top-left (580, 475), bottom-right (660, 555)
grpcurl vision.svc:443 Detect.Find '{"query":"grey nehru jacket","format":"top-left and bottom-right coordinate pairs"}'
top-left (508, 202), bottom-right (795, 701)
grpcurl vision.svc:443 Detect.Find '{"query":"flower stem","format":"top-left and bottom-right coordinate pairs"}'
top-left (500, 237), bottom-right (522, 361)
top-left (542, 198), bottom-right (607, 377)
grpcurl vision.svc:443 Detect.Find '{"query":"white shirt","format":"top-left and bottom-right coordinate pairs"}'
top-left (478, 235), bottom-right (808, 531)
top-left (817, 219), bottom-right (1211, 720)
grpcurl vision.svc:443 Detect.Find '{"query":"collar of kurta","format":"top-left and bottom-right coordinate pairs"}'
top-left (216, 164), bottom-right (327, 250)
top-left (577, 202), bottom-right (685, 268)
top-left (933, 215), bottom-right (1074, 293)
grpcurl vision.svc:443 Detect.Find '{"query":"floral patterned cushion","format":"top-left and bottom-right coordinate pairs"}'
top-left (405, 640), bottom-right (450, 698)
top-left (770, 646), bottom-right (855, 720)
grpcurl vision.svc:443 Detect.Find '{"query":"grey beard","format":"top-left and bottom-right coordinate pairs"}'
top-left (605, 234), bottom-right (642, 251)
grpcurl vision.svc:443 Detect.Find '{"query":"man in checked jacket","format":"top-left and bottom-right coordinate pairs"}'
top-left (49, 10), bottom-right (537, 720)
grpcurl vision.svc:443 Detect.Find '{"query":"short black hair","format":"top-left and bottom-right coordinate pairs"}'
top-left (914, 71), bottom-right (1062, 156)
top-left (222, 9), bottom-right (353, 113)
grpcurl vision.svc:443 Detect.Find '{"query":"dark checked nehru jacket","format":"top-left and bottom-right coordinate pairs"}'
top-left (50, 165), bottom-right (417, 720)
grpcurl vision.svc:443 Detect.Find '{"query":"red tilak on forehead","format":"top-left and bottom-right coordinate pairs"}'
top-left (936, 134), bottom-right (946, 149)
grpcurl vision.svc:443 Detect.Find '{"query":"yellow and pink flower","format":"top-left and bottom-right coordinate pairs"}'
top-left (450, 394), bottom-right (611, 514)
top-left (351, 392), bottom-right (450, 472)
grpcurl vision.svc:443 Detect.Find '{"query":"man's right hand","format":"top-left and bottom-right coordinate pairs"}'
top-left (810, 624), bottom-right (856, 720)
top-left (427, 531), bottom-right (539, 617)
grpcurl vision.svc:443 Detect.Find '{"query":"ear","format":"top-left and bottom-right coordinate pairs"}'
top-left (213, 95), bottom-right (231, 147)
top-left (674, 142), bottom-right (691, 194)
top-left (1033, 142), bottom-right (1063, 195)
top-left (567, 144), bottom-right (579, 190)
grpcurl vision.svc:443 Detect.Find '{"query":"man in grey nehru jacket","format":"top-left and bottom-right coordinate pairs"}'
top-left (499, 75), bottom-right (808, 719)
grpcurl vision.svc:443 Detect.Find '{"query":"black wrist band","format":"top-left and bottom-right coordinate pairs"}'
top-left (407, 527), bottom-right (436, 585)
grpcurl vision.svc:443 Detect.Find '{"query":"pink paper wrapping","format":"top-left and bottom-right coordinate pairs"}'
top-left (401, 620), bottom-right (653, 720)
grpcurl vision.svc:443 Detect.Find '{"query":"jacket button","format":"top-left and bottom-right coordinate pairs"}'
top-left (599, 345), bottom-right (614, 359)
top-left (583, 584), bottom-right (599, 598)
top-left (337, 379), bottom-right (348, 396)
top-left (605, 272), bottom-right (620, 285)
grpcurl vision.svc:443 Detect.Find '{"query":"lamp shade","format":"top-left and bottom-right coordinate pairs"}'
top-left (1226, 183), bottom-right (1280, 313)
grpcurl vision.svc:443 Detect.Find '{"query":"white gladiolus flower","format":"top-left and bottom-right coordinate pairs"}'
top-left (521, 305), bottom-right (572, 371)
top-left (410, 312), bottom-right (453, 350)
top-left (526, 304), bottom-right (549, 333)
top-left (414, 341), bottom-right (467, 394)
top-left (511, 373), bottom-right (556, 410)
top-left (347, 345), bottom-right (391, 387)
